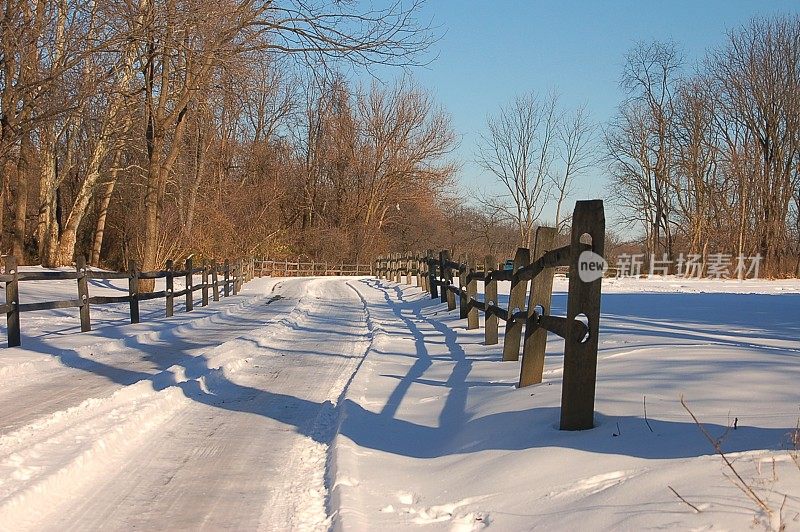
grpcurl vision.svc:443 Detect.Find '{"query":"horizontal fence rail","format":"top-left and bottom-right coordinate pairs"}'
top-left (373, 200), bottom-right (605, 431)
top-left (1, 255), bottom-right (262, 348)
top-left (258, 260), bottom-right (373, 277)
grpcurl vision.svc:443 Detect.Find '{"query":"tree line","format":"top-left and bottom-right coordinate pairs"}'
top-left (2, 4), bottom-right (799, 278)
top-left (1, 0), bottom-right (469, 281)
top-left (604, 15), bottom-right (800, 277)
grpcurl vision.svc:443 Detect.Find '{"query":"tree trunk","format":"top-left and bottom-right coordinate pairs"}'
top-left (12, 134), bottom-right (32, 261)
top-left (90, 163), bottom-right (120, 266)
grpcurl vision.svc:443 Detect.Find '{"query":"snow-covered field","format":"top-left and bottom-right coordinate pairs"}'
top-left (1, 273), bottom-right (799, 531)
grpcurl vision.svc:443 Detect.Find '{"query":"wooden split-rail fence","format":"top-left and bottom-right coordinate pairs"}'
top-left (1, 256), bottom-right (261, 348)
top-left (373, 200), bottom-right (605, 431)
top-left (258, 260), bottom-right (373, 277)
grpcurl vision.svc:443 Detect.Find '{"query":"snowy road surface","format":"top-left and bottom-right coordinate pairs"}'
top-left (0, 277), bottom-right (370, 531)
top-left (1, 274), bottom-right (800, 531)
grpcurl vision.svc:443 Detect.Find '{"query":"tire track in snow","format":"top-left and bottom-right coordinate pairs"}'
top-left (7, 277), bottom-right (373, 531)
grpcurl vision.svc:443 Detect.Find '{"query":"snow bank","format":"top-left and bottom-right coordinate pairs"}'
top-left (332, 277), bottom-right (800, 531)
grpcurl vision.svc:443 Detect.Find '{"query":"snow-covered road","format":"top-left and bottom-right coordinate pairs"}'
top-left (0, 277), bottom-right (371, 531)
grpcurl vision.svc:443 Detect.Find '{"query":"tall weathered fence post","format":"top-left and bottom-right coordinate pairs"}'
top-left (223, 259), bottom-right (230, 297)
top-left (502, 247), bottom-right (530, 361)
top-left (76, 256), bottom-right (91, 332)
top-left (128, 260), bottom-right (140, 324)
top-left (439, 250), bottom-right (448, 304)
top-left (165, 259), bottom-right (174, 317)
top-left (466, 258), bottom-right (479, 330)
top-left (444, 252), bottom-right (456, 311)
top-left (233, 260), bottom-right (240, 295)
top-left (406, 255), bottom-right (413, 285)
top-left (560, 200), bottom-right (605, 431)
top-left (202, 260), bottom-right (209, 306)
top-left (519, 226), bottom-right (557, 387)
top-left (484, 255), bottom-right (498, 345)
top-left (416, 254), bottom-right (423, 288)
top-left (212, 260), bottom-right (220, 301)
top-left (4, 256), bottom-right (20, 347)
top-left (427, 250), bottom-right (438, 299)
top-left (458, 262), bottom-right (468, 319)
top-left (184, 257), bottom-right (194, 312)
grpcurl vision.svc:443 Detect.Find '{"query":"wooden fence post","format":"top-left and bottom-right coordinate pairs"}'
top-left (466, 258), bottom-right (479, 330)
top-left (445, 263), bottom-right (456, 311)
top-left (185, 257), bottom-right (193, 312)
top-left (458, 262), bottom-right (468, 319)
top-left (406, 255), bottom-right (413, 285)
top-left (76, 256), bottom-right (91, 332)
top-left (484, 255), bottom-right (498, 345)
top-left (439, 250), bottom-right (448, 303)
top-left (223, 259), bottom-right (230, 297)
top-left (233, 260), bottom-right (240, 295)
top-left (212, 260), bottom-right (220, 301)
top-left (416, 254), bottom-right (422, 288)
top-left (4, 256), bottom-right (20, 347)
top-left (202, 260), bottom-right (209, 306)
top-left (561, 200), bottom-right (605, 430)
top-left (519, 226), bottom-right (557, 387)
top-left (418, 254), bottom-right (425, 291)
top-left (128, 260), bottom-right (140, 324)
top-left (502, 247), bottom-right (530, 361)
top-left (427, 250), bottom-right (438, 299)
top-left (165, 259), bottom-right (174, 317)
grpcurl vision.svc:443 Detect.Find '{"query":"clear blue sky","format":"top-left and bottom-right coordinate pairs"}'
top-left (362, 0), bottom-right (800, 233)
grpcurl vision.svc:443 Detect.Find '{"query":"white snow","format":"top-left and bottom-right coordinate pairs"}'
top-left (1, 271), bottom-right (799, 530)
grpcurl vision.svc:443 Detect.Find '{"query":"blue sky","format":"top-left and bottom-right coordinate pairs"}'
top-left (362, 0), bottom-right (800, 233)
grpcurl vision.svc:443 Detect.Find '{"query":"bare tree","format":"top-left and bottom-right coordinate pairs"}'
top-left (477, 91), bottom-right (559, 248)
top-left (551, 104), bottom-right (596, 232)
top-left (708, 15), bottom-right (800, 275)
top-left (606, 40), bottom-right (682, 261)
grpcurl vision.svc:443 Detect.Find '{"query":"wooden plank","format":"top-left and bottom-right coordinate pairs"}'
top-left (87, 270), bottom-right (130, 280)
top-left (520, 226), bottom-right (557, 387)
top-left (484, 255), bottom-right (498, 345)
top-left (128, 260), bottom-right (140, 324)
top-left (137, 290), bottom-right (168, 301)
top-left (165, 259), bottom-right (174, 317)
top-left (17, 271), bottom-right (78, 281)
top-left (4, 256), bottom-right (20, 347)
top-left (502, 247), bottom-right (530, 361)
top-left (560, 200), bottom-right (605, 431)
top-left (88, 295), bottom-right (132, 305)
top-left (466, 257), bottom-right (479, 330)
top-left (19, 299), bottom-right (82, 312)
top-left (138, 271), bottom-right (168, 280)
top-left (76, 256), bottom-right (91, 332)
